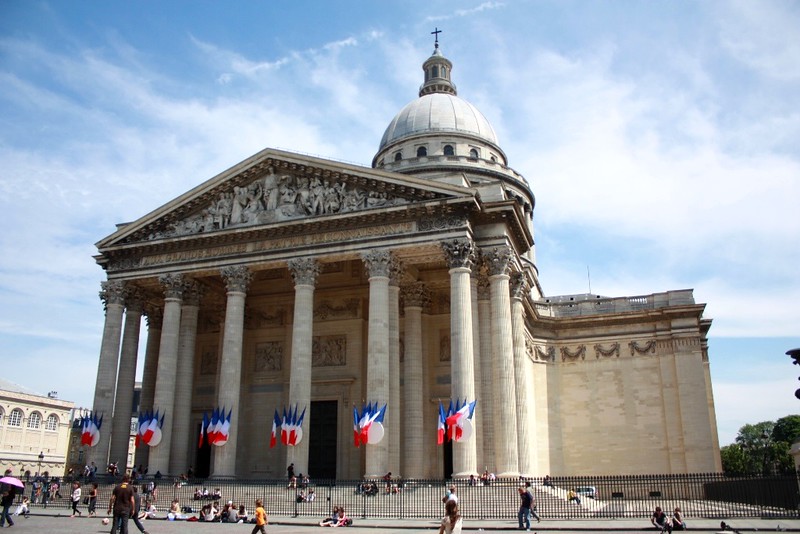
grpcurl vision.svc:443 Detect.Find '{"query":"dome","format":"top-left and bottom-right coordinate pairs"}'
top-left (378, 93), bottom-right (499, 152)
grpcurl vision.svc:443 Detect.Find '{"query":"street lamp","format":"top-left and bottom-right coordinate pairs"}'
top-left (38, 451), bottom-right (44, 475)
top-left (787, 348), bottom-right (800, 399)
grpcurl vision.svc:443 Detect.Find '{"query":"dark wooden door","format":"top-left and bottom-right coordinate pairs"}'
top-left (308, 400), bottom-right (338, 480)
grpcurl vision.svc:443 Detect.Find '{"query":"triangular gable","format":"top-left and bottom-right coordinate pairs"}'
top-left (97, 147), bottom-right (476, 249)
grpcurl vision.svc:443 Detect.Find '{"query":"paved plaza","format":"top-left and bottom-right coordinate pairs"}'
top-left (3, 510), bottom-right (799, 533)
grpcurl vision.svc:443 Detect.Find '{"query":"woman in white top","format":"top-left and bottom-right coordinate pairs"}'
top-left (438, 499), bottom-right (462, 534)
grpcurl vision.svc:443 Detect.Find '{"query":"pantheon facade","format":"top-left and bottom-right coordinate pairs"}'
top-left (90, 43), bottom-right (721, 479)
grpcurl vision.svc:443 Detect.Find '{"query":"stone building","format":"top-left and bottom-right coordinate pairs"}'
top-left (90, 42), bottom-right (721, 479)
top-left (0, 379), bottom-right (74, 476)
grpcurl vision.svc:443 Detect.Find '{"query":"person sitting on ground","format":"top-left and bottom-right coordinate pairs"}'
top-left (12, 497), bottom-right (29, 518)
top-left (287, 476), bottom-right (297, 489)
top-left (193, 487), bottom-right (202, 500)
top-left (333, 506), bottom-right (349, 527)
top-left (320, 506), bottom-right (339, 527)
top-left (672, 507), bottom-right (686, 531)
top-left (306, 488), bottom-right (316, 502)
top-left (168, 498), bottom-right (187, 520)
top-left (236, 504), bottom-right (248, 523)
top-left (296, 490), bottom-right (307, 503)
top-left (438, 499), bottom-right (462, 534)
top-left (212, 488), bottom-right (222, 500)
top-left (651, 506), bottom-right (673, 533)
top-left (542, 475), bottom-right (552, 487)
top-left (220, 501), bottom-right (232, 522)
top-left (141, 499), bottom-right (157, 519)
top-left (567, 488), bottom-right (581, 505)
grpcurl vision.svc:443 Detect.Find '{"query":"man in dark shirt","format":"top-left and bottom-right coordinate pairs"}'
top-left (0, 469), bottom-right (18, 528)
top-left (108, 475), bottom-right (135, 534)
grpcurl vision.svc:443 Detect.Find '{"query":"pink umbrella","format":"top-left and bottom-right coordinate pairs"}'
top-left (0, 476), bottom-right (24, 488)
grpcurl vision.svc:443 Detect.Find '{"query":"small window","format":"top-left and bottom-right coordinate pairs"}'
top-left (8, 409), bottom-right (23, 427)
top-left (28, 412), bottom-right (41, 429)
top-left (0, 409), bottom-right (4, 426)
top-left (378, 159), bottom-right (384, 167)
top-left (394, 152), bottom-right (402, 162)
top-left (441, 67), bottom-right (447, 78)
top-left (469, 148), bottom-right (479, 159)
top-left (443, 145), bottom-right (455, 156)
top-left (46, 414), bottom-right (59, 431)
top-left (416, 146), bottom-right (427, 157)
top-left (432, 66), bottom-right (439, 78)
top-left (490, 156), bottom-right (497, 163)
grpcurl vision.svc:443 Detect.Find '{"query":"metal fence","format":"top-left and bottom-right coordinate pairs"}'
top-left (18, 472), bottom-right (800, 520)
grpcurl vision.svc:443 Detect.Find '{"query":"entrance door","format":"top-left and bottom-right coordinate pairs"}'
top-left (443, 439), bottom-right (453, 479)
top-left (308, 400), bottom-right (338, 480)
top-left (194, 421), bottom-right (211, 478)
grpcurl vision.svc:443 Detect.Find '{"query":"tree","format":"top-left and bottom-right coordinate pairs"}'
top-left (721, 416), bottom-right (800, 475)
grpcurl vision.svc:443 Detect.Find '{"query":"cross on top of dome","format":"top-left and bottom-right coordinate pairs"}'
top-left (420, 28), bottom-right (456, 97)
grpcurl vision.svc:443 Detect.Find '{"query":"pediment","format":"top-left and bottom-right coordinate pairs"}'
top-left (98, 148), bottom-right (475, 249)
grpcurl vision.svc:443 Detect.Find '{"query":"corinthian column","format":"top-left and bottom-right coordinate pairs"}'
top-left (109, 287), bottom-right (143, 469)
top-left (90, 280), bottom-right (126, 467)
top-left (171, 281), bottom-right (203, 474)
top-left (286, 258), bottom-right (320, 477)
top-left (149, 274), bottom-right (185, 474)
top-left (511, 273), bottom-right (533, 476)
top-left (388, 262), bottom-right (401, 476)
top-left (486, 246), bottom-right (519, 476)
top-left (401, 282), bottom-right (429, 478)
top-left (135, 306), bottom-right (161, 469)
top-left (470, 267), bottom-right (485, 470)
top-left (442, 239), bottom-right (477, 478)
top-left (362, 250), bottom-right (392, 478)
top-left (211, 266), bottom-right (252, 477)
top-left (476, 275), bottom-right (494, 472)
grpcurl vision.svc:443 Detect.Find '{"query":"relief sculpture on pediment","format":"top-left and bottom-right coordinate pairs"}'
top-left (158, 168), bottom-right (408, 239)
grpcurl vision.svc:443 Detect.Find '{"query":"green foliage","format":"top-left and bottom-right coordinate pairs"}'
top-left (721, 415), bottom-right (800, 475)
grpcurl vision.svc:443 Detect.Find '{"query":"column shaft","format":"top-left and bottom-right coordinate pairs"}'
top-left (109, 295), bottom-right (142, 470)
top-left (170, 288), bottom-right (201, 475)
top-left (450, 267), bottom-right (477, 477)
top-left (487, 248), bottom-right (519, 476)
top-left (286, 257), bottom-right (319, 477)
top-left (511, 275), bottom-right (533, 476)
top-left (477, 282), bottom-right (494, 472)
top-left (388, 284), bottom-right (401, 476)
top-left (470, 276), bottom-right (485, 471)
top-left (90, 280), bottom-right (126, 468)
top-left (362, 250), bottom-right (392, 478)
top-left (402, 291), bottom-right (425, 478)
top-left (211, 266), bottom-right (251, 477)
top-left (134, 309), bottom-right (161, 470)
top-left (149, 274), bottom-right (185, 474)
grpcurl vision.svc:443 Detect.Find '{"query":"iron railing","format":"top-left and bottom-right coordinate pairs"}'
top-left (16, 472), bottom-right (800, 520)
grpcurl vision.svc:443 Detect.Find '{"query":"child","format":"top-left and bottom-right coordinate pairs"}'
top-left (251, 499), bottom-right (267, 534)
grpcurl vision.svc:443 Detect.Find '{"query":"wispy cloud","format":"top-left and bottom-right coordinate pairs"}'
top-left (426, 1), bottom-right (505, 22)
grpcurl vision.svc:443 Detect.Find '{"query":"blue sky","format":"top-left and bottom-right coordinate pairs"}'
top-left (0, 1), bottom-right (798, 448)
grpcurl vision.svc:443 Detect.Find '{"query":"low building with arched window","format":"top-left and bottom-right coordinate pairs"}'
top-left (0, 379), bottom-right (74, 477)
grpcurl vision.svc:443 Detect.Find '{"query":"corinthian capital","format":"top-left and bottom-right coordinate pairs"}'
top-left (485, 246), bottom-right (513, 276)
top-left (159, 273), bottom-right (186, 299)
top-left (99, 280), bottom-right (126, 309)
top-left (182, 280), bottom-right (205, 306)
top-left (362, 250), bottom-right (393, 278)
top-left (510, 272), bottom-right (527, 300)
top-left (401, 282), bottom-right (430, 308)
top-left (221, 265), bottom-right (252, 293)
top-left (123, 285), bottom-right (145, 313)
top-left (441, 239), bottom-right (475, 270)
top-left (288, 258), bottom-right (320, 286)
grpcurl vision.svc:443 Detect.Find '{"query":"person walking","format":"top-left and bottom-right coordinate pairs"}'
top-left (0, 470), bottom-right (18, 528)
top-left (107, 475), bottom-right (135, 534)
top-left (438, 499), bottom-right (462, 534)
top-left (517, 485), bottom-right (539, 531)
top-left (69, 481), bottom-right (82, 516)
top-left (251, 499), bottom-right (267, 534)
top-left (87, 482), bottom-right (98, 517)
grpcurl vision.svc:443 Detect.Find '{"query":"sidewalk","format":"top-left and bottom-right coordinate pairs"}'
top-left (21, 506), bottom-right (800, 531)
